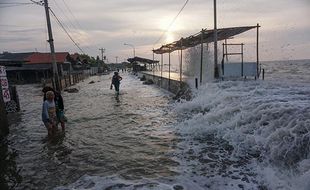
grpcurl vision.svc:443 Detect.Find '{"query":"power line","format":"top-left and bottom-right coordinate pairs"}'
top-left (0, 3), bottom-right (34, 8)
top-left (51, 0), bottom-right (79, 33)
top-left (0, 2), bottom-right (34, 5)
top-left (61, 0), bottom-right (84, 30)
top-left (60, 0), bottom-right (101, 52)
top-left (153, 0), bottom-right (190, 47)
top-left (49, 8), bottom-right (85, 54)
top-left (52, 0), bottom-right (100, 54)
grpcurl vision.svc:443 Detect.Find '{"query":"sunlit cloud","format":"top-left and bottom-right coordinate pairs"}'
top-left (0, 0), bottom-right (309, 60)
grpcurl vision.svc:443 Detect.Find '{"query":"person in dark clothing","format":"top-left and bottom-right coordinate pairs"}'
top-left (42, 86), bottom-right (66, 130)
top-left (111, 72), bottom-right (122, 95)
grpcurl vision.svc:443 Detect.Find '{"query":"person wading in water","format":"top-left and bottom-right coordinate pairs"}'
top-left (111, 72), bottom-right (122, 95)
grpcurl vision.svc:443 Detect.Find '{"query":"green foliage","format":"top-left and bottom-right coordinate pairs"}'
top-left (79, 54), bottom-right (97, 65)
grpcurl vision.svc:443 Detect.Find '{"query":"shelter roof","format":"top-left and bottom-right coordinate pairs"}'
top-left (153, 25), bottom-right (258, 54)
top-left (127, 56), bottom-right (159, 64)
top-left (26, 52), bottom-right (69, 64)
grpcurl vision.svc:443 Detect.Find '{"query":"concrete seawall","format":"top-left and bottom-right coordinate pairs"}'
top-left (137, 71), bottom-right (191, 96)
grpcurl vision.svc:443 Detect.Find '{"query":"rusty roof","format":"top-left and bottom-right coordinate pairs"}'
top-left (26, 52), bottom-right (69, 64)
top-left (127, 56), bottom-right (159, 64)
top-left (153, 25), bottom-right (258, 54)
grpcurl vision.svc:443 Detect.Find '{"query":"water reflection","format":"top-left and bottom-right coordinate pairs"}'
top-left (2, 74), bottom-right (177, 189)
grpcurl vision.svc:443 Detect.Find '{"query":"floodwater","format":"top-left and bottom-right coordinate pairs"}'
top-left (2, 60), bottom-right (310, 190)
top-left (2, 73), bottom-right (179, 189)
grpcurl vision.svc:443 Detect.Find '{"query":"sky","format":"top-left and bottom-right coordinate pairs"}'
top-left (0, 0), bottom-right (309, 62)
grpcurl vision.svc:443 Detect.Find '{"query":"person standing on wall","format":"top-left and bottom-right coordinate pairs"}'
top-left (111, 72), bottom-right (122, 95)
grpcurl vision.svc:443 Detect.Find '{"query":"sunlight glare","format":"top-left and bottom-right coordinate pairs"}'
top-left (165, 32), bottom-right (175, 43)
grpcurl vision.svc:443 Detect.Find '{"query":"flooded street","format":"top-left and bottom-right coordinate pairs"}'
top-left (5, 73), bottom-right (179, 189)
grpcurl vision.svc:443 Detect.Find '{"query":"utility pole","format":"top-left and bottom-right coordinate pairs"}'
top-left (43, 0), bottom-right (60, 91)
top-left (99, 48), bottom-right (105, 62)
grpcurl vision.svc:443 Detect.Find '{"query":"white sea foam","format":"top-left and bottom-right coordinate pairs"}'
top-left (173, 78), bottom-right (310, 190)
top-left (53, 61), bottom-right (310, 190)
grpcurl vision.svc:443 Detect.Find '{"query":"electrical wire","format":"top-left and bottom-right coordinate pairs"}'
top-left (52, 0), bottom-right (100, 54)
top-left (0, 3), bottom-right (34, 8)
top-left (60, 0), bottom-right (101, 52)
top-left (51, 0), bottom-right (79, 33)
top-left (153, 0), bottom-right (189, 47)
top-left (49, 8), bottom-right (85, 54)
top-left (0, 2), bottom-right (34, 5)
top-left (61, 0), bottom-right (84, 30)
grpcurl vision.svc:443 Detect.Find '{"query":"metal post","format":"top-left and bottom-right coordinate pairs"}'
top-left (262, 69), bottom-right (265, 80)
top-left (43, 0), bottom-right (60, 91)
top-left (213, 0), bottom-right (219, 78)
top-left (152, 50), bottom-right (155, 81)
top-left (241, 43), bottom-right (244, 77)
top-left (200, 29), bottom-right (204, 84)
top-left (225, 39), bottom-right (228, 62)
top-left (256, 23), bottom-right (260, 77)
top-left (222, 43), bottom-right (225, 76)
top-left (168, 50), bottom-right (171, 91)
top-left (180, 39), bottom-right (183, 84)
top-left (161, 54), bottom-right (163, 87)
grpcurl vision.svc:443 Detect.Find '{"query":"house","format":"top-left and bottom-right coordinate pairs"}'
top-left (0, 52), bottom-right (34, 67)
top-left (0, 52), bottom-right (71, 84)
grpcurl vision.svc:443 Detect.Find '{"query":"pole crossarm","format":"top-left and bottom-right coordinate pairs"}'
top-left (153, 25), bottom-right (257, 54)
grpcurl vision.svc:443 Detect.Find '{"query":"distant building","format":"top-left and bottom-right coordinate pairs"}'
top-left (127, 56), bottom-right (159, 72)
top-left (0, 52), bottom-right (70, 84)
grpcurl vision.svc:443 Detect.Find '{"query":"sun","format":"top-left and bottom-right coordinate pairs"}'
top-left (165, 32), bottom-right (175, 43)
top-left (158, 16), bottom-right (183, 44)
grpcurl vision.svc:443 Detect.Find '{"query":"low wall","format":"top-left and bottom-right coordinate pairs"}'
top-left (138, 72), bottom-right (188, 94)
top-left (42, 72), bottom-right (90, 91)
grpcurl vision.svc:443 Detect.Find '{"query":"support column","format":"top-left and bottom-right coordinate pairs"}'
top-left (222, 43), bottom-right (225, 76)
top-left (180, 38), bottom-right (183, 84)
top-left (161, 54), bottom-right (163, 87)
top-left (256, 23), bottom-right (260, 77)
top-left (168, 50), bottom-right (171, 91)
top-left (152, 50), bottom-right (155, 81)
top-left (213, 0), bottom-right (219, 78)
top-left (200, 29), bottom-right (204, 84)
top-left (241, 43), bottom-right (244, 77)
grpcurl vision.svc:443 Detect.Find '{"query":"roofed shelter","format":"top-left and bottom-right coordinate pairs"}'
top-left (153, 24), bottom-right (260, 89)
top-left (127, 56), bottom-right (159, 72)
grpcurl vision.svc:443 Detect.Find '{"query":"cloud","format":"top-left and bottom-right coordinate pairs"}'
top-left (0, 0), bottom-right (309, 60)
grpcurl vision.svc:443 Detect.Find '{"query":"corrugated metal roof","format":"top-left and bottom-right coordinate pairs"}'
top-left (26, 52), bottom-right (69, 64)
top-left (127, 56), bottom-right (159, 64)
top-left (153, 25), bottom-right (258, 54)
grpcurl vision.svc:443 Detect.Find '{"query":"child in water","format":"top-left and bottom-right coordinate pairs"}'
top-left (42, 86), bottom-right (66, 131)
top-left (42, 91), bottom-right (57, 136)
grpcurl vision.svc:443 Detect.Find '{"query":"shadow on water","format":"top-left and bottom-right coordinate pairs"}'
top-left (0, 138), bottom-right (22, 190)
